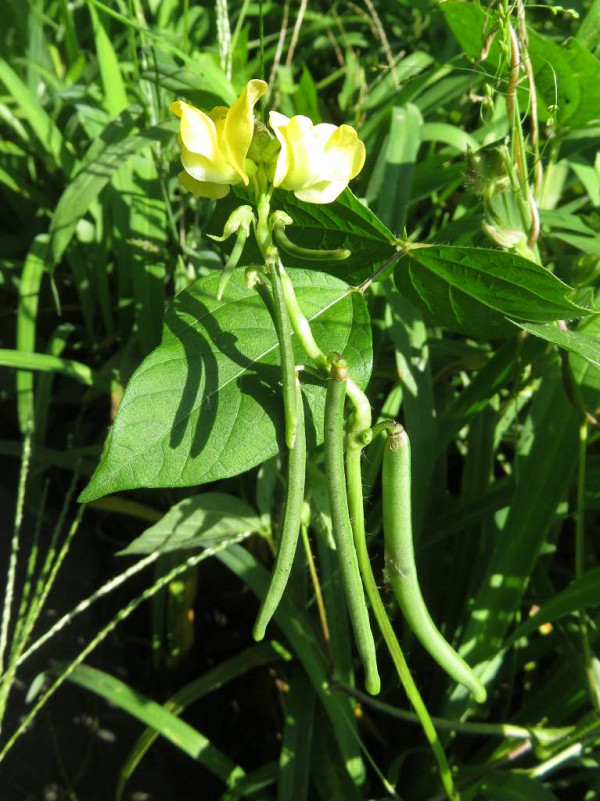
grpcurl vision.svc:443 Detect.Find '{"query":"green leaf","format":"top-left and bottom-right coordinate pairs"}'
top-left (0, 348), bottom-right (110, 390)
top-left (480, 772), bottom-right (558, 801)
top-left (446, 362), bottom-right (580, 716)
top-left (16, 235), bottom-right (48, 434)
top-left (516, 321), bottom-right (600, 371)
top-left (569, 315), bottom-right (600, 415)
top-left (216, 544), bottom-right (365, 787)
top-left (441, 2), bottom-right (502, 63)
top-left (420, 122), bottom-right (479, 153)
top-left (142, 50), bottom-right (236, 108)
top-left (118, 641), bottom-right (287, 800)
top-left (207, 189), bottom-right (399, 285)
top-left (49, 112), bottom-right (176, 266)
top-left (0, 57), bottom-right (76, 176)
top-left (552, 232), bottom-right (600, 256)
top-left (109, 154), bottom-right (168, 355)
top-left (88, 2), bottom-right (128, 116)
top-left (79, 267), bottom-right (372, 501)
top-left (435, 336), bottom-right (546, 456)
top-left (577, 0), bottom-right (600, 50)
top-left (442, 2), bottom-right (600, 129)
top-left (586, 456), bottom-right (600, 509)
top-left (505, 567), bottom-right (600, 651)
top-left (374, 104), bottom-right (423, 235)
top-left (55, 664), bottom-right (247, 789)
top-left (394, 245), bottom-right (593, 338)
top-left (274, 189), bottom-right (399, 283)
top-left (277, 670), bottom-right (316, 801)
top-left (120, 493), bottom-right (263, 554)
top-left (527, 33), bottom-right (600, 129)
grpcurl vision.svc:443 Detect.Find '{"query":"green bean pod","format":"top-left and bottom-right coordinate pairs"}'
top-left (382, 426), bottom-right (487, 704)
top-left (253, 379), bottom-right (307, 641)
top-left (273, 221), bottom-right (351, 261)
top-left (268, 260), bottom-right (298, 450)
top-left (325, 355), bottom-right (380, 695)
top-left (216, 225), bottom-right (247, 300)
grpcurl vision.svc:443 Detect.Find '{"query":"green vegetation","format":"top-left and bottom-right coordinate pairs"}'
top-left (1, 1), bottom-right (600, 799)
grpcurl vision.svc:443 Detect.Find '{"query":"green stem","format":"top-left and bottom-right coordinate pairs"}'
top-left (279, 268), bottom-right (328, 372)
top-left (334, 682), bottom-right (570, 742)
top-left (576, 419), bottom-right (599, 711)
top-left (217, 226), bottom-right (247, 300)
top-left (277, 264), bottom-right (377, 446)
top-left (301, 521), bottom-right (331, 646)
top-left (256, 194), bottom-right (298, 449)
top-left (0, 532), bottom-right (252, 765)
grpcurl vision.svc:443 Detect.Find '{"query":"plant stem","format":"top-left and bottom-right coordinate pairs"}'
top-left (301, 522), bottom-right (330, 646)
top-left (575, 418), bottom-right (599, 711)
top-left (256, 193), bottom-right (298, 449)
top-left (279, 268), bottom-right (328, 371)
top-left (0, 426), bottom-right (32, 733)
top-left (333, 682), bottom-right (565, 741)
top-left (0, 533), bottom-right (253, 764)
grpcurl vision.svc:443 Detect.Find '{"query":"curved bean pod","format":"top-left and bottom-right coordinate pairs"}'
top-left (253, 379), bottom-right (307, 641)
top-left (383, 426), bottom-right (487, 704)
top-left (325, 355), bottom-right (380, 695)
top-left (273, 221), bottom-right (350, 261)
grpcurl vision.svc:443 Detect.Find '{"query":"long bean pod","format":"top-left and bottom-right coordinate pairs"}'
top-left (383, 426), bottom-right (487, 704)
top-left (268, 258), bottom-right (298, 449)
top-left (325, 355), bottom-right (380, 695)
top-left (253, 379), bottom-right (306, 641)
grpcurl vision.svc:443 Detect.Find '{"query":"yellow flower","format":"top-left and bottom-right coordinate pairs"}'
top-left (269, 112), bottom-right (365, 204)
top-left (171, 79), bottom-right (268, 199)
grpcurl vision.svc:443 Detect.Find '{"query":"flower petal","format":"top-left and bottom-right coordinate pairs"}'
top-left (180, 145), bottom-right (237, 184)
top-left (178, 171), bottom-right (230, 199)
top-left (173, 100), bottom-right (219, 159)
top-left (325, 125), bottom-right (366, 181)
top-left (224, 79), bottom-right (268, 183)
top-left (270, 113), bottom-right (340, 191)
top-left (269, 110), bottom-right (292, 187)
top-left (294, 180), bottom-right (348, 204)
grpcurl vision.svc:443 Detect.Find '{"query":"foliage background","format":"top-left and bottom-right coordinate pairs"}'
top-left (1, 1), bottom-right (600, 800)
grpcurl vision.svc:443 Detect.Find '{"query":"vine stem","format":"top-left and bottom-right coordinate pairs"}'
top-left (333, 682), bottom-right (573, 742)
top-left (575, 418), bottom-right (599, 711)
top-left (301, 520), bottom-right (331, 647)
top-left (256, 193), bottom-right (298, 449)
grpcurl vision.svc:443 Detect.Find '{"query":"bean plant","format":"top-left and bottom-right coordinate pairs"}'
top-left (1, 1), bottom-right (600, 800)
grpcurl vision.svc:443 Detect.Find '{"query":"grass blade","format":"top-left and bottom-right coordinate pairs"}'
top-left (216, 544), bottom-right (367, 789)
top-left (16, 234), bottom-right (48, 435)
top-left (55, 663), bottom-right (246, 787)
top-left (0, 57), bottom-right (75, 175)
top-left (118, 640), bottom-right (289, 799)
top-left (277, 669), bottom-right (316, 801)
top-left (0, 348), bottom-right (111, 390)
